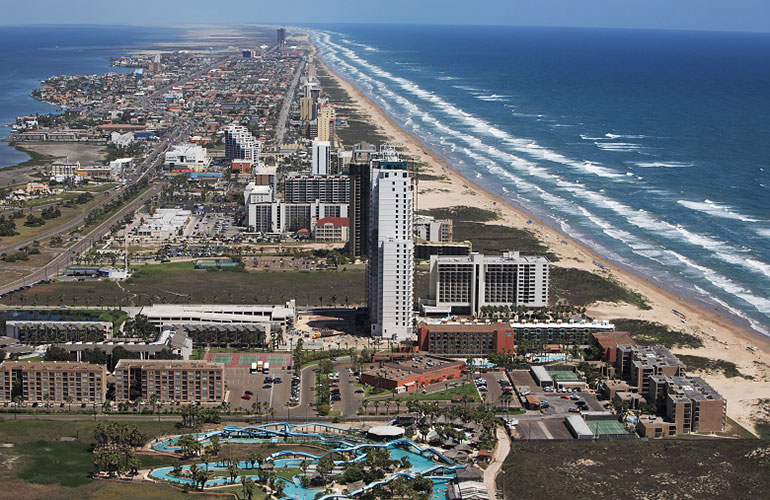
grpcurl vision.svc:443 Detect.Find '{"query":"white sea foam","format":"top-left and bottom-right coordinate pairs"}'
top-left (595, 142), bottom-right (643, 152)
top-left (677, 199), bottom-right (759, 223)
top-left (635, 161), bottom-right (694, 168)
top-left (605, 133), bottom-right (647, 139)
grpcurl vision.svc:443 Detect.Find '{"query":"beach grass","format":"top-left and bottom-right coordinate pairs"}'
top-left (418, 205), bottom-right (498, 222)
top-left (676, 354), bottom-right (753, 379)
top-left (551, 267), bottom-right (650, 309)
top-left (500, 438), bottom-right (770, 500)
top-left (611, 318), bottom-right (704, 348)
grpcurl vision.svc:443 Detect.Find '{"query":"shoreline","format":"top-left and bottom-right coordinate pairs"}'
top-left (312, 44), bottom-right (770, 432)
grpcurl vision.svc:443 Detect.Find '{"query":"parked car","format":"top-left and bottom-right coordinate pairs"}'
top-left (241, 394), bottom-right (252, 400)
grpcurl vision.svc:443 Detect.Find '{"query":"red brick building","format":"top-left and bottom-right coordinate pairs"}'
top-left (416, 322), bottom-right (515, 357)
top-left (360, 355), bottom-right (465, 393)
top-left (591, 331), bottom-right (636, 363)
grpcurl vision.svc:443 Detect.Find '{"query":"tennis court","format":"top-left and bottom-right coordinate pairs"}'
top-left (586, 419), bottom-right (629, 436)
top-left (549, 370), bottom-right (581, 382)
top-left (206, 352), bottom-right (293, 368)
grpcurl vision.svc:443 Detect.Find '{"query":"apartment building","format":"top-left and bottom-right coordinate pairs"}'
top-left (317, 104), bottom-right (335, 142)
top-left (5, 320), bottom-right (113, 345)
top-left (312, 140), bottom-right (331, 175)
top-left (114, 359), bottom-right (224, 403)
top-left (283, 174), bottom-right (350, 204)
top-left (426, 251), bottom-right (550, 316)
top-left (224, 124), bottom-right (258, 161)
top-left (414, 215), bottom-right (453, 243)
top-left (615, 344), bottom-right (686, 394)
top-left (313, 217), bottom-right (349, 242)
top-left (417, 319), bottom-right (614, 355)
top-left (367, 146), bottom-right (414, 340)
top-left (0, 361), bottom-right (106, 403)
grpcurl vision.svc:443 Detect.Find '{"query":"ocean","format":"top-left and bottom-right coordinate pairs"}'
top-left (309, 24), bottom-right (770, 335)
top-left (0, 25), bottom-right (181, 168)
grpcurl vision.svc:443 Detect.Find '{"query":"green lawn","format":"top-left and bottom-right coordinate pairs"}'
top-left (551, 267), bottom-right (650, 309)
top-left (395, 382), bottom-right (479, 401)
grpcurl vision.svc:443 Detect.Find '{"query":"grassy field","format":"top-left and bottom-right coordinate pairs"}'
top-left (500, 439), bottom-right (770, 500)
top-left (551, 267), bottom-right (650, 309)
top-left (611, 319), bottom-right (704, 348)
top-left (0, 418), bottom-right (183, 500)
top-left (2, 262), bottom-right (367, 307)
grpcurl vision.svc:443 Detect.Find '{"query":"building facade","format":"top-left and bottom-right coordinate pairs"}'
top-left (5, 321), bottom-right (113, 345)
top-left (317, 104), bottom-right (335, 143)
top-left (416, 322), bottom-right (515, 356)
top-left (114, 359), bottom-right (224, 403)
top-left (414, 215), bottom-right (453, 243)
top-left (360, 355), bottom-right (464, 392)
top-left (311, 140), bottom-right (330, 175)
top-left (164, 143), bottom-right (210, 172)
top-left (427, 251), bottom-right (549, 315)
top-left (224, 124), bottom-right (258, 161)
top-left (367, 147), bottom-right (414, 340)
top-left (0, 361), bottom-right (106, 403)
top-left (313, 217), bottom-right (349, 242)
top-left (283, 175), bottom-right (350, 204)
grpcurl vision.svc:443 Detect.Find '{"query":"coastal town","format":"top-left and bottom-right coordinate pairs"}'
top-left (0, 24), bottom-right (769, 500)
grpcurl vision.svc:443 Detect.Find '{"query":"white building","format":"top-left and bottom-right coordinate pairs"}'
top-left (164, 143), bottom-right (210, 172)
top-left (311, 140), bottom-right (330, 175)
top-left (367, 148), bottom-right (414, 341)
top-left (134, 208), bottom-right (192, 240)
top-left (224, 124), bottom-right (258, 161)
top-left (427, 251), bottom-right (549, 315)
top-left (109, 157), bottom-right (133, 178)
top-left (414, 215), bottom-right (453, 243)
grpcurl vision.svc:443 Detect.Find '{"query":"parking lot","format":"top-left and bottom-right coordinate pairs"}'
top-left (509, 369), bottom-right (604, 416)
top-left (514, 417), bottom-right (575, 440)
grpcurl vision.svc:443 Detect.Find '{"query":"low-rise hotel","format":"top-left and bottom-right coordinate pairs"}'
top-left (114, 359), bottom-right (224, 403)
top-left (0, 360), bottom-right (106, 403)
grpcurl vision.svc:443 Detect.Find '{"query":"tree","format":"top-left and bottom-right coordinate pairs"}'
top-left (316, 455), bottom-right (335, 484)
top-left (241, 476), bottom-right (257, 500)
top-left (227, 462), bottom-right (239, 484)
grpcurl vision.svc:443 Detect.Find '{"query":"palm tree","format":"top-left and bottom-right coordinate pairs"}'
top-left (66, 396), bottom-right (73, 413)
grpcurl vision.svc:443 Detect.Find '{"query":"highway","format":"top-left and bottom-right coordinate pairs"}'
top-left (275, 57), bottom-right (305, 147)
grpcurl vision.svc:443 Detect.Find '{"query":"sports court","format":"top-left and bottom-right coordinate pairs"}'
top-left (585, 419), bottom-right (630, 437)
top-left (205, 352), bottom-right (293, 368)
top-left (549, 370), bottom-right (582, 383)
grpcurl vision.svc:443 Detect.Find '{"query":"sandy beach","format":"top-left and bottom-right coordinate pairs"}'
top-left (316, 56), bottom-right (770, 434)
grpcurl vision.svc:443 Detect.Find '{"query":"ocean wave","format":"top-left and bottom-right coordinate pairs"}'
top-left (635, 161), bottom-right (693, 168)
top-left (677, 199), bottom-right (759, 223)
top-left (595, 141), bottom-right (643, 152)
top-left (437, 76), bottom-right (457, 80)
top-left (475, 94), bottom-right (510, 102)
top-left (605, 133), bottom-right (647, 139)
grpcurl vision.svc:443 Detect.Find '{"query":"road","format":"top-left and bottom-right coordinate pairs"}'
top-left (274, 58), bottom-right (305, 147)
top-left (484, 425), bottom-right (511, 500)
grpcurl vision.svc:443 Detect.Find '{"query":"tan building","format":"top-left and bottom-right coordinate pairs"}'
top-left (636, 417), bottom-right (678, 439)
top-left (300, 97), bottom-right (315, 121)
top-left (663, 376), bottom-right (726, 434)
top-left (317, 104), bottom-right (335, 142)
top-left (615, 344), bottom-right (686, 394)
top-left (313, 217), bottom-right (349, 242)
top-left (0, 360), bottom-right (106, 403)
top-left (114, 359), bottom-right (224, 403)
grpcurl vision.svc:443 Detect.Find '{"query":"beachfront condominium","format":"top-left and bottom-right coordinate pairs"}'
top-left (224, 124), bottom-right (259, 161)
top-left (426, 251), bottom-right (549, 316)
top-left (283, 174), bottom-right (350, 204)
top-left (0, 360), bottom-right (106, 404)
top-left (317, 104), bottom-right (335, 143)
top-left (300, 97), bottom-right (316, 121)
top-left (312, 140), bottom-right (331, 175)
top-left (367, 145), bottom-right (414, 341)
top-left (114, 359), bottom-right (224, 403)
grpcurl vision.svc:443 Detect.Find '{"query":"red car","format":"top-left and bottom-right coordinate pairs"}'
top-left (560, 395), bottom-right (570, 399)
top-left (241, 394), bottom-right (252, 400)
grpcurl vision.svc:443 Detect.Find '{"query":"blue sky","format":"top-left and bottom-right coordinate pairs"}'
top-left (3, 0), bottom-right (770, 33)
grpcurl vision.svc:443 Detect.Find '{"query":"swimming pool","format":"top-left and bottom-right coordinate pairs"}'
top-left (149, 422), bottom-right (461, 500)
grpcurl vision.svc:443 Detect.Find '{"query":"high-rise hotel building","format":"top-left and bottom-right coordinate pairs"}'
top-left (367, 146), bottom-right (414, 341)
top-left (428, 251), bottom-right (549, 316)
